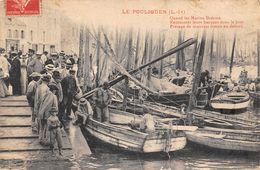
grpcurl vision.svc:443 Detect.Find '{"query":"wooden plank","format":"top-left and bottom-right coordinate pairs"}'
top-left (0, 137), bottom-right (72, 152)
top-left (0, 96), bottom-right (27, 101)
top-left (0, 117), bottom-right (31, 126)
top-left (0, 107), bottom-right (31, 114)
top-left (67, 123), bottom-right (91, 157)
top-left (0, 101), bottom-right (29, 107)
top-left (0, 127), bottom-right (34, 138)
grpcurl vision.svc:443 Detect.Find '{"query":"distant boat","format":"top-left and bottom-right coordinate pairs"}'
top-left (210, 91), bottom-right (250, 110)
top-left (185, 127), bottom-right (260, 152)
top-left (82, 109), bottom-right (188, 153)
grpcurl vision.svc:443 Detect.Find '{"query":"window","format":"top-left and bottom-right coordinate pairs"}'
top-left (21, 30), bottom-right (24, 39)
top-left (43, 31), bottom-right (45, 42)
top-left (14, 30), bottom-right (18, 38)
top-left (50, 45), bottom-right (55, 53)
top-left (8, 29), bottom-right (12, 38)
top-left (30, 30), bottom-right (33, 41)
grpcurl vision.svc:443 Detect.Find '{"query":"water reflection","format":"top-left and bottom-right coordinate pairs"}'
top-left (78, 144), bottom-right (259, 170)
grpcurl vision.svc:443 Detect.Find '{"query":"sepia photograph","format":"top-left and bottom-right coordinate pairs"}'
top-left (0, 0), bottom-right (259, 169)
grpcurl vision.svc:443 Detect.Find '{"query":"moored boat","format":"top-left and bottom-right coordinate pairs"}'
top-left (82, 109), bottom-right (188, 153)
top-left (210, 91), bottom-right (250, 110)
top-left (185, 127), bottom-right (260, 152)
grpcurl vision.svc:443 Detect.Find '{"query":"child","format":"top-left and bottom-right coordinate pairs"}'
top-left (74, 98), bottom-right (93, 125)
top-left (47, 107), bottom-right (63, 155)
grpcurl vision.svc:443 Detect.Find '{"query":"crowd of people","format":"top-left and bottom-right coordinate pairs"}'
top-left (0, 47), bottom-right (84, 155)
top-left (0, 47), bottom-right (114, 155)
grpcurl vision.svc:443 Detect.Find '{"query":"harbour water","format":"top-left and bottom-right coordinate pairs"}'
top-left (3, 143), bottom-right (259, 170)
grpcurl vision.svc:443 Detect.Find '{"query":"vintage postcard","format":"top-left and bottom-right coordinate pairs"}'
top-left (0, 0), bottom-right (259, 169)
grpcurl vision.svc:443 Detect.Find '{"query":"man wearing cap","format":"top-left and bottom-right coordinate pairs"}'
top-left (34, 74), bottom-right (51, 136)
top-left (41, 51), bottom-right (48, 64)
top-left (93, 81), bottom-right (111, 122)
top-left (27, 49), bottom-right (35, 63)
top-left (9, 51), bottom-right (21, 95)
top-left (26, 72), bottom-right (41, 132)
top-left (61, 69), bottom-right (79, 120)
top-left (27, 51), bottom-right (44, 78)
top-left (60, 62), bottom-right (68, 79)
top-left (45, 52), bottom-right (59, 68)
top-left (45, 64), bottom-right (55, 75)
top-left (49, 70), bottom-right (64, 123)
top-left (74, 98), bottom-right (93, 125)
top-left (20, 53), bottom-right (28, 95)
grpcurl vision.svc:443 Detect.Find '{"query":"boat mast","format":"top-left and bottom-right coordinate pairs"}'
top-left (257, 30), bottom-right (260, 77)
top-left (188, 30), bottom-right (207, 123)
top-left (83, 26), bottom-right (90, 92)
top-left (192, 32), bottom-right (199, 73)
top-left (229, 33), bottom-right (237, 77)
top-left (134, 29), bottom-right (140, 69)
top-left (78, 25), bottom-right (84, 89)
top-left (209, 30), bottom-right (214, 75)
top-left (95, 28), bottom-right (101, 87)
top-left (159, 32), bottom-right (165, 79)
top-left (122, 29), bottom-right (133, 111)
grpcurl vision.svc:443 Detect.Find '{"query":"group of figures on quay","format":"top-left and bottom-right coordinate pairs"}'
top-left (0, 47), bottom-right (111, 155)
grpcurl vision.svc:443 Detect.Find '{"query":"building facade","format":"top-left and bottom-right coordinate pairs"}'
top-left (0, 1), bottom-right (61, 54)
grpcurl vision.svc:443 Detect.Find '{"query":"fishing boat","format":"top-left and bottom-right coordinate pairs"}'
top-left (192, 108), bottom-right (260, 130)
top-left (185, 127), bottom-right (260, 152)
top-left (110, 97), bottom-right (260, 130)
top-left (82, 109), bottom-right (190, 153)
top-left (210, 91), bottom-right (250, 110)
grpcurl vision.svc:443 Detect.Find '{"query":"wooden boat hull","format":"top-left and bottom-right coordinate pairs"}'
top-left (210, 92), bottom-right (250, 110)
top-left (185, 127), bottom-right (260, 152)
top-left (210, 100), bottom-right (250, 110)
top-left (83, 112), bottom-right (187, 153)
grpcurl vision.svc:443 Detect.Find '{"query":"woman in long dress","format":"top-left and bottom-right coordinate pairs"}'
top-left (0, 68), bottom-right (9, 98)
top-left (20, 54), bottom-right (28, 95)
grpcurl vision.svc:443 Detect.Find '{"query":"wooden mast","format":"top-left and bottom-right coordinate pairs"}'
top-left (192, 32), bottom-right (199, 73)
top-left (229, 33), bottom-right (237, 76)
top-left (95, 27), bottom-right (101, 87)
top-left (78, 25), bottom-right (84, 88)
top-left (122, 29), bottom-right (133, 111)
top-left (257, 30), bottom-right (260, 77)
top-left (176, 30), bottom-right (182, 70)
top-left (209, 30), bottom-right (214, 75)
top-left (134, 29), bottom-right (140, 69)
top-left (83, 26), bottom-right (90, 92)
top-left (188, 30), bottom-right (207, 123)
top-left (147, 31), bottom-right (153, 88)
top-left (159, 32), bottom-right (165, 79)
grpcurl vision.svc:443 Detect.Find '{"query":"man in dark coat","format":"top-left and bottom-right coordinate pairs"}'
top-left (61, 69), bottom-right (79, 120)
top-left (9, 51), bottom-right (21, 95)
top-left (200, 70), bottom-right (210, 87)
